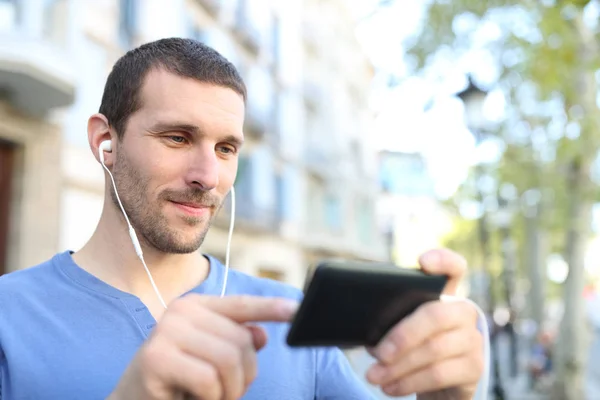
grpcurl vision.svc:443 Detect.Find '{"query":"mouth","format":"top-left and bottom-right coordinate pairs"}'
top-left (169, 200), bottom-right (211, 218)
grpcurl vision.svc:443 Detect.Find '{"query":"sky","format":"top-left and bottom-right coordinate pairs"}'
top-left (346, 0), bottom-right (495, 199)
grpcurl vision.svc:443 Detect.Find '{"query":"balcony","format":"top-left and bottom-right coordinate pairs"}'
top-left (214, 198), bottom-right (280, 234)
top-left (232, 0), bottom-right (261, 54)
top-left (236, 201), bottom-right (280, 232)
top-left (301, 197), bottom-right (388, 262)
top-left (233, 21), bottom-right (260, 55)
top-left (301, 228), bottom-right (387, 263)
top-left (245, 102), bottom-right (271, 139)
top-left (0, 0), bottom-right (75, 116)
top-left (303, 139), bottom-right (342, 181)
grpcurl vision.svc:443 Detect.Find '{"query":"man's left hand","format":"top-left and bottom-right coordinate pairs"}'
top-left (365, 249), bottom-right (484, 399)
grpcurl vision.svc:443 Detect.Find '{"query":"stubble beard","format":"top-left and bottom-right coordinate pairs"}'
top-left (110, 151), bottom-right (221, 254)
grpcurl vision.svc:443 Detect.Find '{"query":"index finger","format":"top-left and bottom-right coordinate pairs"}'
top-left (373, 301), bottom-right (476, 364)
top-left (193, 295), bottom-right (299, 323)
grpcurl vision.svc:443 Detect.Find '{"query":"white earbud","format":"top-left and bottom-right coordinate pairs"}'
top-left (99, 139), bottom-right (112, 152)
top-left (99, 140), bottom-right (112, 166)
top-left (97, 137), bottom-right (234, 306)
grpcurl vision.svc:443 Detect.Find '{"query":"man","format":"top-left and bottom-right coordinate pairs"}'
top-left (0, 38), bottom-right (483, 399)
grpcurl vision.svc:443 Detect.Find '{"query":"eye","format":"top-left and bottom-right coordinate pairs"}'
top-left (168, 136), bottom-right (186, 144)
top-left (217, 145), bottom-right (236, 155)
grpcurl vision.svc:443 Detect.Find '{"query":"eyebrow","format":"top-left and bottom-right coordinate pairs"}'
top-left (148, 121), bottom-right (244, 148)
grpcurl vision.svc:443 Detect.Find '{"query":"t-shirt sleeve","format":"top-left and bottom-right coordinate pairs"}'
top-left (0, 343), bottom-right (4, 400)
top-left (315, 346), bottom-right (380, 399)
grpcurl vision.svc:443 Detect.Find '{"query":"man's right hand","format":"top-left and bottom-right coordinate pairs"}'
top-left (107, 294), bottom-right (299, 400)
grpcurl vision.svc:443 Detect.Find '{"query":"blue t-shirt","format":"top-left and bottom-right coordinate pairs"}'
top-left (0, 251), bottom-right (376, 399)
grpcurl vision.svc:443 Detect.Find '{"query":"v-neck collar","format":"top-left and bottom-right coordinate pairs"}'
top-left (54, 250), bottom-right (224, 300)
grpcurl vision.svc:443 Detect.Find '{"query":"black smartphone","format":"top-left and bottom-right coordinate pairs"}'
top-left (286, 259), bottom-right (448, 348)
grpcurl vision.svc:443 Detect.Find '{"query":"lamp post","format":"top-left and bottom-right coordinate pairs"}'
top-left (456, 75), bottom-right (506, 400)
top-left (496, 191), bottom-right (518, 378)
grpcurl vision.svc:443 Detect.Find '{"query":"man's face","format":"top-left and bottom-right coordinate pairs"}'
top-left (110, 68), bottom-right (245, 254)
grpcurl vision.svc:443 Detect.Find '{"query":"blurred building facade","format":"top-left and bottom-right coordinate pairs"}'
top-left (377, 151), bottom-right (452, 267)
top-left (0, 0), bottom-right (386, 288)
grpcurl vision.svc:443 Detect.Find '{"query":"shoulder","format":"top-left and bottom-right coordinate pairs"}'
top-left (224, 267), bottom-right (304, 301)
top-left (0, 253), bottom-right (68, 310)
top-left (0, 254), bottom-right (61, 292)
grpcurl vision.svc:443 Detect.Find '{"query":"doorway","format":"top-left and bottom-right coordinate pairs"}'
top-left (0, 141), bottom-right (14, 276)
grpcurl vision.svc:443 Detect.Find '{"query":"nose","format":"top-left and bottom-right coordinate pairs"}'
top-left (186, 145), bottom-right (220, 190)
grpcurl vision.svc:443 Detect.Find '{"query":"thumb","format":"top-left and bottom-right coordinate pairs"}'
top-left (419, 248), bottom-right (468, 295)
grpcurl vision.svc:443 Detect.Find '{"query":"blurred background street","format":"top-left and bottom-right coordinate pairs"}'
top-left (5, 0), bottom-right (600, 399)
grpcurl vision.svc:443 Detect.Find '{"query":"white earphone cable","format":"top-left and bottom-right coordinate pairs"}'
top-left (100, 151), bottom-right (168, 309)
top-left (100, 146), bottom-right (234, 308)
top-left (440, 294), bottom-right (490, 400)
top-left (220, 186), bottom-right (234, 298)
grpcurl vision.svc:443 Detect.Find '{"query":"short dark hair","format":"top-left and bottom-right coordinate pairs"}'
top-left (99, 37), bottom-right (247, 139)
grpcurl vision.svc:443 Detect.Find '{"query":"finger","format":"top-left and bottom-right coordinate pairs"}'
top-left (366, 327), bottom-right (481, 386)
top-left (379, 355), bottom-right (483, 398)
top-left (373, 301), bottom-right (477, 364)
top-left (246, 324), bottom-right (268, 350)
top-left (165, 351), bottom-right (223, 400)
top-left (418, 248), bottom-right (467, 294)
top-left (191, 294), bottom-right (299, 323)
top-left (168, 304), bottom-right (259, 389)
top-left (159, 314), bottom-right (247, 400)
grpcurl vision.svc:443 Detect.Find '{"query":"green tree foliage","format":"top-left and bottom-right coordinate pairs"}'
top-left (404, 1), bottom-right (600, 398)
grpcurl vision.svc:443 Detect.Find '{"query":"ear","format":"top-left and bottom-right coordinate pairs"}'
top-left (88, 113), bottom-right (115, 167)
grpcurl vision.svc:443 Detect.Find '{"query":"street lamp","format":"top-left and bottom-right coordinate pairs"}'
top-left (455, 75), bottom-right (493, 309)
top-left (456, 75), bottom-right (506, 400)
top-left (457, 75), bottom-right (490, 138)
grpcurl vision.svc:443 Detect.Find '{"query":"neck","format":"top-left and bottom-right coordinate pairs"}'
top-left (72, 202), bottom-right (210, 316)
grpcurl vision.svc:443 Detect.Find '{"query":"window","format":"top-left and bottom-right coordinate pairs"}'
top-left (187, 17), bottom-right (206, 42)
top-left (234, 0), bottom-right (261, 52)
top-left (246, 66), bottom-right (275, 133)
top-left (0, 0), bottom-right (18, 31)
top-left (190, 27), bottom-right (206, 42)
top-left (356, 198), bottom-right (373, 244)
top-left (236, 0), bottom-right (272, 48)
top-left (234, 155), bottom-right (253, 202)
top-left (324, 194), bottom-right (342, 232)
top-left (119, 0), bottom-right (137, 47)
